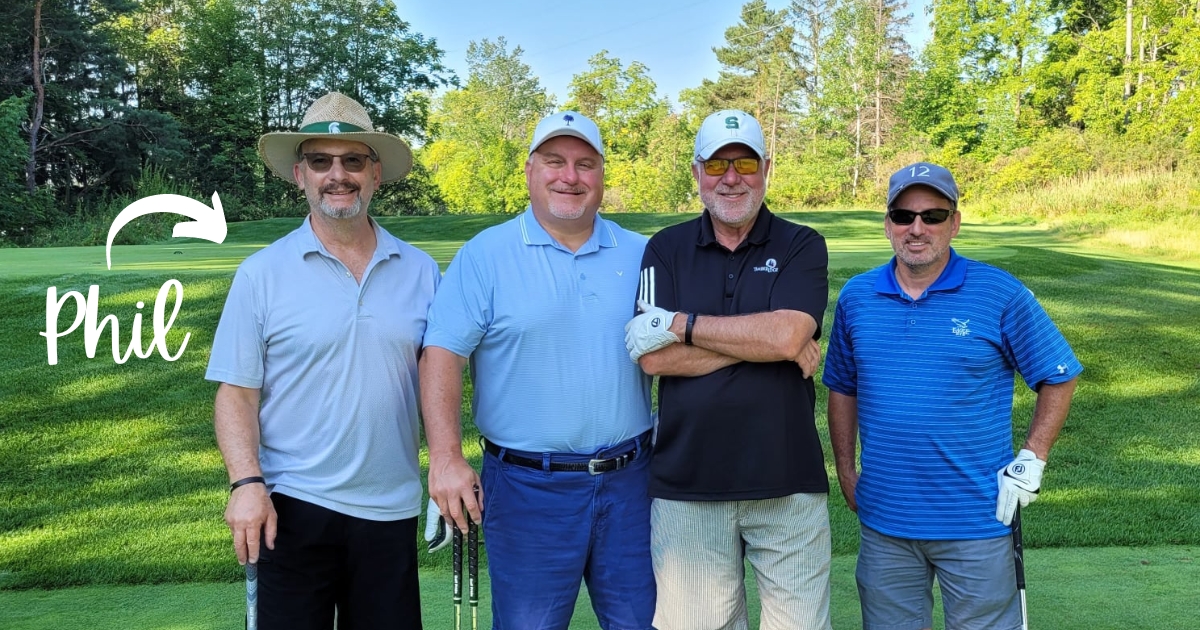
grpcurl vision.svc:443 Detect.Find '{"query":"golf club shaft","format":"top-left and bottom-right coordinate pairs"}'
top-left (468, 519), bottom-right (479, 630)
top-left (1012, 506), bottom-right (1028, 630)
top-left (453, 525), bottom-right (463, 630)
top-left (246, 562), bottom-right (258, 630)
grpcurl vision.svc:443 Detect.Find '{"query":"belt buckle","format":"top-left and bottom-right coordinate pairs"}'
top-left (587, 458), bottom-right (604, 475)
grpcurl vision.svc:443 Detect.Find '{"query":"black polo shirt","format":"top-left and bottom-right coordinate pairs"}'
top-left (639, 205), bottom-right (829, 500)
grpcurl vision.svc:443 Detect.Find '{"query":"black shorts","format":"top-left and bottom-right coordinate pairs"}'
top-left (257, 493), bottom-right (422, 630)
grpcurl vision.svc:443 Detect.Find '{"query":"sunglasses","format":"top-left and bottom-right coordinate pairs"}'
top-left (701, 157), bottom-right (760, 176)
top-left (887, 207), bottom-right (954, 225)
top-left (300, 152), bottom-right (377, 173)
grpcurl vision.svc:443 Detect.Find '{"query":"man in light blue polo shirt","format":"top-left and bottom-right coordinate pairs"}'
top-left (207, 92), bottom-right (439, 629)
top-left (421, 111), bottom-right (655, 629)
top-left (822, 162), bottom-right (1082, 630)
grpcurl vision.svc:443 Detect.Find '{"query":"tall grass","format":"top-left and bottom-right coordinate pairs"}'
top-left (26, 169), bottom-right (200, 249)
top-left (967, 168), bottom-right (1200, 262)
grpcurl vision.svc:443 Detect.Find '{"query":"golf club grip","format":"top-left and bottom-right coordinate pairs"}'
top-left (468, 521), bottom-right (479, 601)
top-left (246, 562), bottom-right (258, 630)
top-left (454, 526), bottom-right (463, 629)
top-left (1012, 507), bottom-right (1026, 589)
top-left (453, 527), bottom-right (463, 602)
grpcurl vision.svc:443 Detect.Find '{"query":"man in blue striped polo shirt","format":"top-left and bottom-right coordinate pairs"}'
top-left (823, 162), bottom-right (1082, 630)
top-left (421, 111), bottom-right (655, 629)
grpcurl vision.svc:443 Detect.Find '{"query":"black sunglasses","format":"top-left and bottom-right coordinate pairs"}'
top-left (887, 208), bottom-right (954, 225)
top-left (300, 152), bottom-right (377, 173)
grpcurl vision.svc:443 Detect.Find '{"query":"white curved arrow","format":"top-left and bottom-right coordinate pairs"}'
top-left (106, 192), bottom-right (227, 269)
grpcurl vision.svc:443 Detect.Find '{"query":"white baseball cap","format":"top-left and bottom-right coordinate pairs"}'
top-left (529, 111), bottom-right (605, 157)
top-left (694, 109), bottom-right (766, 160)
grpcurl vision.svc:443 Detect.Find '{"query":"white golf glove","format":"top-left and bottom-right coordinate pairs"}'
top-left (423, 498), bottom-right (452, 553)
top-left (996, 449), bottom-right (1046, 526)
top-left (624, 299), bottom-right (680, 362)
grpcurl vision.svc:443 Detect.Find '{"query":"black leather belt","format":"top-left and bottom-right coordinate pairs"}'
top-left (484, 433), bottom-right (649, 475)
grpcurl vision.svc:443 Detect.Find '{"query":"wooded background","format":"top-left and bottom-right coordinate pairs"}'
top-left (3, 0), bottom-right (1197, 245)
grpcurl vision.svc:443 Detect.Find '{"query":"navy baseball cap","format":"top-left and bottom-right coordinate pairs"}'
top-left (886, 162), bottom-right (959, 208)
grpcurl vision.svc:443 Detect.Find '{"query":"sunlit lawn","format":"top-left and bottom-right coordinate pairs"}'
top-left (1, 210), bottom-right (1198, 626)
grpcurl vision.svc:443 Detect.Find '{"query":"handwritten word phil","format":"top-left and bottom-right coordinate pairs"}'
top-left (41, 279), bottom-right (190, 366)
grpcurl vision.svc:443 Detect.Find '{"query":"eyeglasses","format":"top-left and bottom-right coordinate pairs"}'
top-left (300, 152), bottom-right (377, 173)
top-left (887, 208), bottom-right (954, 225)
top-left (701, 157), bottom-right (760, 176)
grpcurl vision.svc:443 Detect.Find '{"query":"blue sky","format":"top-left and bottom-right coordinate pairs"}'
top-left (397, 0), bottom-right (933, 108)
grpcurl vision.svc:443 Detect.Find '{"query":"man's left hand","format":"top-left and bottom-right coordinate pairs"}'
top-left (795, 339), bottom-right (821, 378)
top-left (996, 449), bottom-right (1046, 525)
top-left (625, 299), bottom-right (680, 362)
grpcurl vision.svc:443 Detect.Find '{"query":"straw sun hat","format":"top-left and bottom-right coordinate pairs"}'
top-left (258, 92), bottom-right (413, 184)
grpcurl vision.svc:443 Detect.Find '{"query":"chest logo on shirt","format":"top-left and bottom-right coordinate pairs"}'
top-left (753, 258), bottom-right (779, 273)
top-left (952, 318), bottom-right (971, 337)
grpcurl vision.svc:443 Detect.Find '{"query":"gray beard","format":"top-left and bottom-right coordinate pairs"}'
top-left (318, 195), bottom-right (363, 220)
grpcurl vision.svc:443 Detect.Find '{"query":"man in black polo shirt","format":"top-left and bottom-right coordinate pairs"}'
top-left (624, 109), bottom-right (831, 630)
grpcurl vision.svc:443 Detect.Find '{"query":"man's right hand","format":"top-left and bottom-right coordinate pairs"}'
top-left (428, 453), bottom-right (483, 533)
top-left (224, 482), bottom-right (276, 565)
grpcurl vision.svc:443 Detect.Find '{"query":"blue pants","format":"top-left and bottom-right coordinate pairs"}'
top-left (480, 436), bottom-right (655, 630)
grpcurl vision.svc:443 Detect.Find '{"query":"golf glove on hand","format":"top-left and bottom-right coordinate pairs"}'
top-left (624, 299), bottom-right (680, 362)
top-left (423, 498), bottom-right (452, 553)
top-left (996, 449), bottom-right (1046, 526)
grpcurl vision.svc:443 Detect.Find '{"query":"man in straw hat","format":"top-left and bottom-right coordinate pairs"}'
top-left (420, 111), bottom-right (657, 628)
top-left (207, 92), bottom-right (440, 628)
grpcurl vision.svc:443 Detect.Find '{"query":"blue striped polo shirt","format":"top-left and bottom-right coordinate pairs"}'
top-left (823, 249), bottom-right (1083, 539)
top-left (424, 208), bottom-right (653, 453)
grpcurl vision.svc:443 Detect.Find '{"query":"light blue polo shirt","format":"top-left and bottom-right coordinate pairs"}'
top-left (823, 249), bottom-right (1083, 540)
top-left (206, 217), bottom-right (440, 521)
top-left (424, 208), bottom-right (652, 453)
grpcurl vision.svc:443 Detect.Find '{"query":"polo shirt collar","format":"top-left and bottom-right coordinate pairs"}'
top-left (697, 204), bottom-right (773, 249)
top-left (518, 207), bottom-right (617, 254)
top-left (294, 215), bottom-right (400, 262)
top-left (875, 247), bottom-right (966, 297)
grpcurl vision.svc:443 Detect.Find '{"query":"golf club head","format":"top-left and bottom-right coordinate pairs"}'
top-left (427, 517), bottom-right (451, 554)
top-left (424, 498), bottom-right (452, 553)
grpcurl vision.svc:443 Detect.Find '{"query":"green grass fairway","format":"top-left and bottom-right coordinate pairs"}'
top-left (1, 547), bottom-right (1196, 629)
top-left (2, 209), bottom-right (1199, 624)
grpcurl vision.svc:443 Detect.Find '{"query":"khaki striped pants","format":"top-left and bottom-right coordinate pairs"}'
top-left (651, 493), bottom-right (833, 630)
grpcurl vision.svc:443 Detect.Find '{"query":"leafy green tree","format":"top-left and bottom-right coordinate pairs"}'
top-left (683, 0), bottom-right (802, 168)
top-left (818, 0), bottom-right (911, 195)
top-left (567, 51), bottom-right (667, 160)
top-left (916, 0), bottom-right (1057, 158)
top-left (564, 52), bottom-right (693, 212)
top-left (423, 37), bottom-right (552, 213)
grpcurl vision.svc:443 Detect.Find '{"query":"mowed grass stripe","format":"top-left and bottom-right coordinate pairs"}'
top-left (1, 547), bottom-right (1197, 630)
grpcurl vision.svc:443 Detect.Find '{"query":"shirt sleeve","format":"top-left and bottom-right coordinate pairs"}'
top-left (1001, 287), bottom-right (1084, 389)
top-left (769, 228), bottom-right (829, 339)
top-left (638, 237), bottom-right (678, 313)
top-left (424, 242), bottom-right (490, 358)
top-left (205, 265), bottom-right (266, 389)
top-left (821, 294), bottom-right (858, 396)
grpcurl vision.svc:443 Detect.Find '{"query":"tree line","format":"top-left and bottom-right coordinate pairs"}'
top-left (3, 0), bottom-right (1198, 244)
